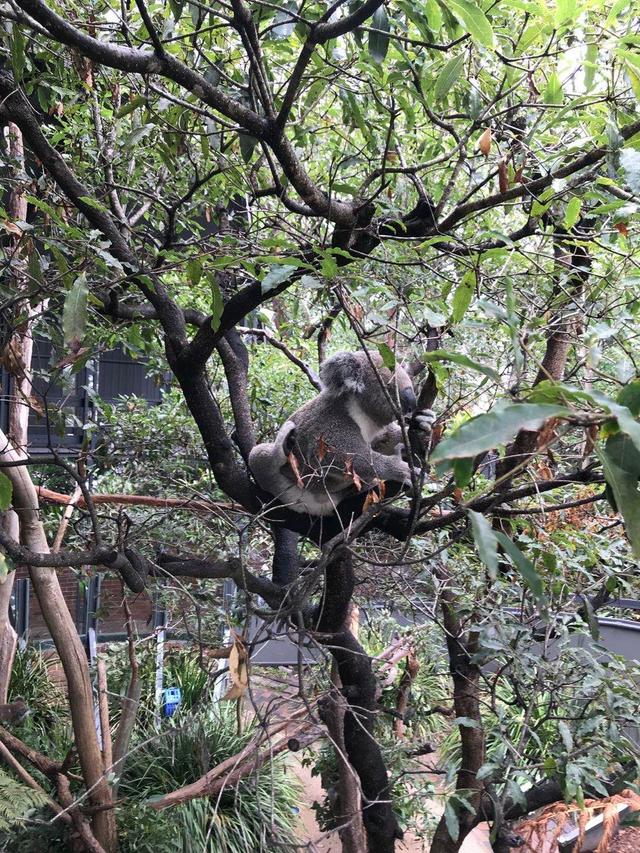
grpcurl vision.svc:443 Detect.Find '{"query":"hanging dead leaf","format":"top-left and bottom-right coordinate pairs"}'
top-left (54, 347), bottom-right (90, 369)
top-left (287, 451), bottom-right (304, 489)
top-left (536, 417), bottom-right (559, 450)
top-left (344, 457), bottom-right (362, 491)
top-left (582, 423), bottom-right (598, 459)
top-left (478, 128), bottom-right (491, 156)
top-left (363, 488), bottom-right (381, 511)
top-left (27, 395), bottom-right (45, 417)
top-left (615, 221), bottom-right (629, 237)
top-left (2, 221), bottom-right (23, 236)
top-left (498, 159), bottom-right (509, 193)
top-left (223, 635), bottom-right (248, 700)
top-left (317, 435), bottom-right (329, 463)
top-left (0, 338), bottom-right (26, 375)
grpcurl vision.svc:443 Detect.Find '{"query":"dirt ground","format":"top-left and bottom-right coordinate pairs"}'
top-left (608, 825), bottom-right (640, 852)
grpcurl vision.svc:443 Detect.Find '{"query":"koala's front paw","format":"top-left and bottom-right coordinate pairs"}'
top-left (409, 408), bottom-right (436, 434)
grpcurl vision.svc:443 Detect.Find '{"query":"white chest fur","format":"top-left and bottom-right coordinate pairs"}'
top-left (346, 399), bottom-right (384, 444)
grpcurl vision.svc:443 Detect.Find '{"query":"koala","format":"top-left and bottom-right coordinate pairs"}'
top-left (249, 350), bottom-right (435, 516)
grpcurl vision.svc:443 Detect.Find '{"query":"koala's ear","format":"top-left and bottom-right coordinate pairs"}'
top-left (320, 352), bottom-right (365, 396)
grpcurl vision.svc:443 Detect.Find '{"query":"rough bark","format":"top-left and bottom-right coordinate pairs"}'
top-left (430, 589), bottom-right (484, 853)
top-left (0, 430), bottom-right (117, 852)
top-left (0, 512), bottom-right (18, 703)
top-left (321, 680), bottom-right (366, 853)
top-left (497, 233), bottom-right (591, 482)
top-left (0, 121), bottom-right (30, 701)
top-left (314, 550), bottom-right (402, 852)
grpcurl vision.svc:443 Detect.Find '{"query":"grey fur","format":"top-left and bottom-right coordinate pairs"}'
top-left (249, 350), bottom-right (435, 516)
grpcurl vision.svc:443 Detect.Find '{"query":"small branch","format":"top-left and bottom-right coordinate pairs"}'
top-left (37, 485), bottom-right (238, 514)
top-left (149, 713), bottom-right (314, 810)
top-left (238, 327), bottom-right (321, 389)
top-left (133, 0), bottom-right (164, 55)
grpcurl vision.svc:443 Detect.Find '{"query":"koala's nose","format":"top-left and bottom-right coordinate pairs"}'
top-left (400, 387), bottom-right (417, 414)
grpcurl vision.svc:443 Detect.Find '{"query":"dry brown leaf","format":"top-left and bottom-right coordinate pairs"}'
top-left (344, 457), bottom-right (363, 491)
top-left (363, 488), bottom-right (381, 512)
top-left (287, 451), bottom-right (304, 489)
top-left (223, 636), bottom-right (248, 700)
top-left (498, 158), bottom-right (509, 193)
top-left (317, 435), bottom-right (329, 463)
top-left (2, 220), bottom-right (23, 236)
top-left (478, 127), bottom-right (492, 156)
top-left (54, 346), bottom-right (90, 369)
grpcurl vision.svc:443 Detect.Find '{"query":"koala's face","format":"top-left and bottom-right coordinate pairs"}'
top-left (320, 350), bottom-right (417, 424)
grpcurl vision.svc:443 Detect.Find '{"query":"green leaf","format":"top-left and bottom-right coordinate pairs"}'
top-left (453, 456), bottom-right (474, 488)
top-left (618, 381), bottom-right (640, 416)
top-left (238, 132), bottom-right (258, 163)
top-left (468, 510), bottom-right (499, 579)
top-left (115, 95), bottom-right (147, 119)
top-left (78, 196), bottom-right (110, 214)
top-left (544, 72), bottom-right (564, 105)
top-left (62, 275), bottom-right (89, 347)
top-left (423, 349), bottom-right (499, 382)
top-left (27, 250), bottom-right (42, 287)
top-left (122, 124), bottom-right (154, 149)
top-left (209, 278), bottom-right (224, 332)
top-left (448, 0), bottom-right (494, 48)
top-left (434, 54), bottom-right (465, 103)
top-left (0, 552), bottom-right (13, 580)
top-left (261, 265), bottom-right (296, 293)
top-left (564, 197), bottom-right (582, 229)
top-left (431, 403), bottom-right (571, 469)
top-left (187, 258), bottom-right (203, 287)
top-left (454, 716), bottom-right (480, 728)
top-left (169, 0), bottom-right (184, 21)
top-left (11, 26), bottom-right (26, 80)
top-left (558, 720), bottom-right (574, 752)
top-left (555, 0), bottom-right (577, 26)
top-left (450, 271), bottom-right (476, 323)
top-left (27, 196), bottom-right (65, 228)
top-left (589, 390), bottom-right (640, 454)
top-left (583, 42), bottom-right (598, 91)
top-left (0, 472), bottom-right (12, 512)
top-left (444, 801), bottom-right (460, 842)
top-left (368, 6), bottom-right (390, 64)
top-left (495, 532), bottom-right (546, 606)
top-left (580, 595), bottom-right (600, 642)
top-left (376, 343), bottom-right (395, 370)
top-left (598, 433), bottom-right (640, 555)
top-left (320, 255), bottom-right (338, 279)
top-left (424, 0), bottom-right (443, 31)
top-left (624, 56), bottom-right (640, 102)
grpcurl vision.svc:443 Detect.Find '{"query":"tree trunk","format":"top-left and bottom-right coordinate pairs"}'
top-left (0, 512), bottom-right (18, 703)
top-left (0, 122), bottom-right (31, 701)
top-left (0, 430), bottom-right (117, 852)
top-left (325, 662), bottom-right (366, 853)
top-left (315, 550), bottom-right (401, 852)
top-left (430, 593), bottom-right (485, 853)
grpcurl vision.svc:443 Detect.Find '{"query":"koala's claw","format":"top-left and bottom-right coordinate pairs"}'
top-left (410, 408), bottom-right (436, 433)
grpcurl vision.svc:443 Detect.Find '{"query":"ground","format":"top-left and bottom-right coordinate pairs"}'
top-left (609, 825), bottom-right (640, 852)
